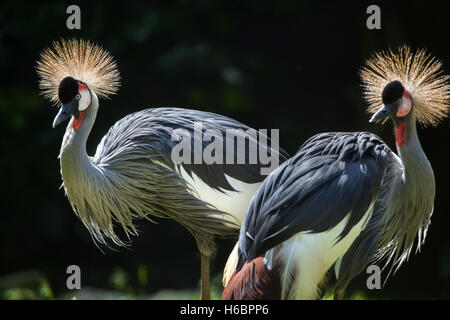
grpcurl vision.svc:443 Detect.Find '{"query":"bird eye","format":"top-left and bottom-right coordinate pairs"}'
top-left (76, 94), bottom-right (81, 100)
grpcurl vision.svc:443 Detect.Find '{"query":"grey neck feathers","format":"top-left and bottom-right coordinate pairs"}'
top-left (57, 92), bottom-right (236, 247)
top-left (396, 111), bottom-right (435, 203)
top-left (60, 91), bottom-right (99, 167)
top-left (58, 92), bottom-right (116, 243)
top-left (382, 110), bottom-right (435, 270)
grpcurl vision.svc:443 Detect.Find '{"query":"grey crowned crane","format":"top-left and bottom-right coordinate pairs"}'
top-left (36, 39), bottom-right (288, 299)
top-left (222, 46), bottom-right (450, 300)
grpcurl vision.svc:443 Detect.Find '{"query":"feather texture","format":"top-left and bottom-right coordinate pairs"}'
top-left (36, 38), bottom-right (121, 105)
top-left (361, 46), bottom-right (450, 126)
top-left (224, 132), bottom-right (390, 299)
top-left (222, 256), bottom-right (282, 300)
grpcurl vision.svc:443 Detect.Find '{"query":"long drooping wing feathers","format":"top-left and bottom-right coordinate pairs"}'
top-left (36, 38), bottom-right (121, 105)
top-left (324, 153), bottom-right (402, 293)
top-left (361, 46), bottom-right (450, 126)
top-left (68, 107), bottom-right (288, 245)
top-left (94, 107), bottom-right (289, 192)
top-left (236, 132), bottom-right (391, 271)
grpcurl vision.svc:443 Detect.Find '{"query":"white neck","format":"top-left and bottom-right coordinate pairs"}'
top-left (59, 91), bottom-right (99, 181)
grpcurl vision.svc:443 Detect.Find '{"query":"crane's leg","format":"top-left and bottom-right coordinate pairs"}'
top-left (194, 233), bottom-right (215, 300)
top-left (200, 252), bottom-right (211, 300)
top-left (334, 286), bottom-right (347, 300)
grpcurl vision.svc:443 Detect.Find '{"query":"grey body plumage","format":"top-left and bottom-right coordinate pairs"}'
top-left (224, 120), bottom-right (435, 300)
top-left (226, 131), bottom-right (395, 299)
top-left (62, 103), bottom-right (287, 247)
top-left (38, 39), bottom-right (289, 299)
top-left (237, 132), bottom-right (390, 268)
top-left (328, 112), bottom-right (435, 296)
top-left (223, 46), bottom-right (448, 300)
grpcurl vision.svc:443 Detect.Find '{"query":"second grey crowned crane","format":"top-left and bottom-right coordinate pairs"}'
top-left (36, 39), bottom-right (288, 299)
top-left (222, 46), bottom-right (449, 299)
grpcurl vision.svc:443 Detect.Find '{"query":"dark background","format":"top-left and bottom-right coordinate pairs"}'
top-left (1, 0), bottom-right (449, 299)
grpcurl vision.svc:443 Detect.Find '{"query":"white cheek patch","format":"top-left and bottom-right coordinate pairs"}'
top-left (78, 89), bottom-right (91, 111)
top-left (396, 97), bottom-right (412, 117)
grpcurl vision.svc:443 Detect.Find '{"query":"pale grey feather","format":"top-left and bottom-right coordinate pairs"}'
top-left (325, 113), bottom-right (435, 295)
top-left (59, 93), bottom-right (288, 249)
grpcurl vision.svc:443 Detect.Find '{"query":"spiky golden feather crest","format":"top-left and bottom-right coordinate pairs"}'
top-left (36, 38), bottom-right (121, 105)
top-left (361, 46), bottom-right (450, 126)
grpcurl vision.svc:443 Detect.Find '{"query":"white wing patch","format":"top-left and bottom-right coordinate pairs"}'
top-left (273, 201), bottom-right (375, 299)
top-left (178, 166), bottom-right (261, 225)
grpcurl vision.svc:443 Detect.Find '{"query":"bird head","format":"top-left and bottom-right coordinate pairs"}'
top-left (53, 77), bottom-right (92, 129)
top-left (36, 38), bottom-right (121, 130)
top-left (369, 80), bottom-right (412, 123)
top-left (361, 46), bottom-right (450, 129)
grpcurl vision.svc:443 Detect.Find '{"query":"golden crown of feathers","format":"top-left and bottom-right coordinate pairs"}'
top-left (36, 38), bottom-right (121, 105)
top-left (360, 46), bottom-right (450, 126)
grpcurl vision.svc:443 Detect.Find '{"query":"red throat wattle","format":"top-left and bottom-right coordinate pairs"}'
top-left (72, 112), bottom-right (85, 130)
top-left (72, 81), bottom-right (88, 130)
top-left (395, 122), bottom-right (407, 147)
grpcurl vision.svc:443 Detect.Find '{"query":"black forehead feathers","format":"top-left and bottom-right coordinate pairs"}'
top-left (382, 80), bottom-right (404, 105)
top-left (58, 76), bottom-right (78, 104)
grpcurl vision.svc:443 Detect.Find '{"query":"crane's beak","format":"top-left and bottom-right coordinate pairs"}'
top-left (53, 100), bottom-right (79, 128)
top-left (369, 103), bottom-right (397, 123)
